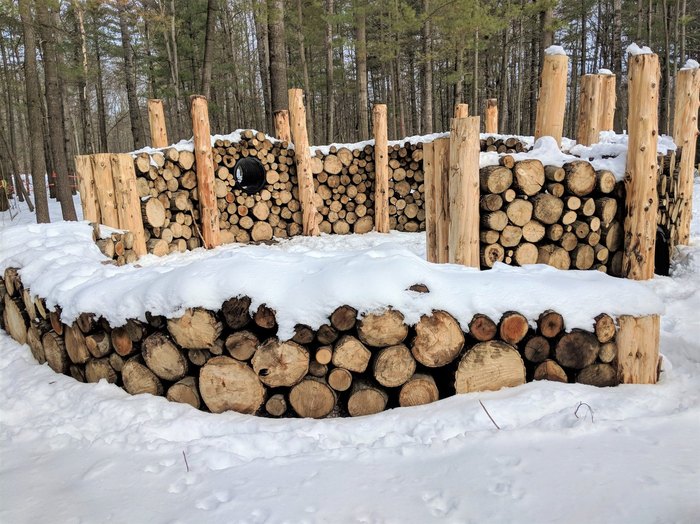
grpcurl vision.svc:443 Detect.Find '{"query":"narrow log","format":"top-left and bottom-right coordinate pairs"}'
top-left (222, 296), bottom-right (252, 329)
top-left (251, 338), bottom-right (309, 387)
top-left (533, 359), bottom-right (568, 382)
top-left (373, 104), bottom-right (390, 233)
top-left (253, 304), bottom-right (277, 330)
top-left (265, 393), bottom-right (287, 417)
top-left (524, 336), bottom-right (551, 362)
top-left (411, 310), bottom-right (465, 367)
top-left (594, 313), bottom-right (616, 343)
top-left (199, 356), bottom-right (265, 414)
top-left (328, 367), bottom-right (353, 392)
top-left (469, 314), bottom-right (497, 341)
top-left (347, 380), bottom-right (388, 417)
top-left (43, 330), bottom-right (69, 374)
top-left (485, 98), bottom-right (498, 133)
top-left (3, 295), bottom-right (28, 344)
top-left (64, 324), bottom-right (91, 364)
top-left (147, 99), bottom-right (169, 148)
top-left (538, 310), bottom-right (564, 338)
top-left (399, 374), bottom-right (440, 407)
top-left (26, 320), bottom-right (50, 364)
top-left (599, 341), bottom-right (617, 363)
top-left (455, 341), bottom-right (526, 393)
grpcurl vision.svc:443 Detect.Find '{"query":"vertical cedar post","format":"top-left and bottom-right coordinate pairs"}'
top-left (622, 53), bottom-right (660, 280)
top-left (110, 154), bottom-right (148, 256)
top-left (74, 155), bottom-right (101, 223)
top-left (448, 116), bottom-right (481, 267)
top-left (372, 103), bottom-right (390, 233)
top-left (273, 109), bottom-right (291, 142)
top-left (673, 65), bottom-right (700, 245)
top-left (189, 95), bottom-right (220, 248)
top-left (534, 52), bottom-right (568, 145)
top-left (485, 99), bottom-right (498, 134)
top-left (423, 141), bottom-right (437, 262)
top-left (147, 99), bottom-right (169, 149)
top-left (599, 71), bottom-right (617, 132)
top-left (454, 103), bottom-right (469, 118)
top-left (433, 138), bottom-right (451, 263)
top-left (288, 88), bottom-right (320, 236)
top-left (90, 153), bottom-right (119, 228)
top-left (616, 314), bottom-right (660, 384)
top-left (576, 74), bottom-right (604, 146)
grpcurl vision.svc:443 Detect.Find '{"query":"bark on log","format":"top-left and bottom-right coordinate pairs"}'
top-left (142, 332), bottom-right (189, 381)
top-left (3, 295), bottom-right (28, 344)
top-left (537, 310), bottom-right (564, 338)
top-left (222, 296), bottom-right (252, 329)
top-left (64, 324), bottom-right (91, 364)
top-left (455, 341), bottom-right (526, 393)
top-left (599, 342), bottom-right (617, 363)
top-left (513, 160), bottom-right (545, 195)
top-left (330, 305), bottom-right (358, 331)
top-left (265, 393), bottom-right (287, 417)
top-left (524, 336), bottom-right (551, 362)
top-left (85, 358), bottom-right (118, 384)
top-left (411, 310), bottom-right (465, 367)
top-left (199, 356), bottom-right (265, 414)
top-left (480, 166), bottom-right (513, 194)
top-left (564, 161), bottom-right (597, 196)
top-left (43, 330), bottom-right (69, 374)
top-left (468, 314), bottom-right (497, 341)
top-left (328, 367), bottom-right (353, 392)
top-left (122, 357), bottom-right (164, 396)
top-left (532, 194), bottom-right (564, 224)
top-left (498, 311), bottom-right (529, 345)
top-left (594, 313), bottom-right (616, 343)
top-left (577, 363), bottom-right (617, 386)
top-left (555, 330), bottom-right (600, 369)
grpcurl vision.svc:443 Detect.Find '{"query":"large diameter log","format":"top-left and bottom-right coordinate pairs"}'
top-left (554, 330), bottom-right (600, 369)
top-left (513, 159), bottom-right (545, 196)
top-left (167, 308), bottom-right (222, 349)
top-left (142, 332), bottom-right (189, 381)
top-left (64, 324), bottom-right (91, 364)
top-left (347, 380), bottom-right (388, 417)
top-left (357, 309), bottom-right (408, 347)
top-left (289, 377), bottom-right (337, 418)
top-left (166, 377), bottom-right (201, 409)
top-left (577, 363), bottom-right (617, 386)
top-left (411, 310), bottom-right (464, 367)
top-left (535, 53), bottom-right (568, 145)
top-left (225, 331), bottom-right (259, 361)
top-left (332, 335), bottom-right (371, 373)
top-left (122, 357), bottom-right (164, 396)
top-left (143, 197), bottom-right (166, 228)
top-left (251, 338), bottom-right (309, 387)
top-left (3, 295), bottom-right (28, 344)
top-left (43, 330), bottom-right (69, 374)
top-left (455, 341), bottom-right (526, 393)
top-left (85, 358), bottom-right (118, 384)
top-left (399, 374), bottom-right (440, 407)
top-left (563, 161), bottom-right (597, 196)
top-left (373, 344), bottom-right (416, 387)
top-left (533, 359), bottom-right (568, 382)
top-left (199, 356), bottom-right (265, 414)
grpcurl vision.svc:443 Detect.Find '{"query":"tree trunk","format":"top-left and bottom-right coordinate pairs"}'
top-left (355, 0), bottom-right (369, 140)
top-left (421, 0), bottom-right (433, 133)
top-left (297, 0), bottom-right (315, 142)
top-left (73, 0), bottom-right (95, 155)
top-left (117, 0), bottom-right (145, 150)
top-left (324, 0), bottom-right (335, 142)
top-left (253, 2), bottom-right (272, 131)
top-left (267, 0), bottom-right (288, 115)
top-left (201, 0), bottom-right (218, 99)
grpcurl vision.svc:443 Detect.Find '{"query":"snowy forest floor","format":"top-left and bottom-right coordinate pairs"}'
top-left (1, 186), bottom-right (699, 523)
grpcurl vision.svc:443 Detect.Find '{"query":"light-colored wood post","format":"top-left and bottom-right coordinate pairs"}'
top-left (599, 71), bottom-right (617, 132)
top-left (273, 109), bottom-right (291, 142)
top-left (617, 314), bottom-right (660, 384)
top-left (74, 155), bottom-right (101, 223)
top-left (433, 138), bottom-right (450, 263)
top-left (423, 142), bottom-right (437, 262)
top-left (448, 116), bottom-right (481, 267)
top-left (454, 103), bottom-right (469, 119)
top-left (147, 99), bottom-right (169, 149)
top-left (576, 74), bottom-right (604, 146)
top-left (110, 154), bottom-right (148, 256)
top-left (372, 103), bottom-right (390, 233)
top-left (90, 153), bottom-right (119, 228)
top-left (189, 95), bottom-right (220, 248)
top-left (534, 53), bottom-right (568, 145)
top-left (288, 89), bottom-right (320, 236)
top-left (622, 53), bottom-right (660, 280)
top-left (485, 99), bottom-right (498, 134)
top-left (673, 66), bottom-right (700, 245)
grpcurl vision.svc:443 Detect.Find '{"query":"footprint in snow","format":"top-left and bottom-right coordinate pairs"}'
top-left (421, 490), bottom-right (457, 517)
top-left (81, 459), bottom-right (117, 481)
top-left (195, 490), bottom-right (231, 511)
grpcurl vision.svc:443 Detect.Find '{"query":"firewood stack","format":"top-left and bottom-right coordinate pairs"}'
top-left (3, 267), bottom-right (623, 419)
top-left (93, 226), bottom-right (140, 266)
top-left (656, 150), bottom-right (683, 251)
top-left (478, 157), bottom-right (625, 274)
top-left (480, 136), bottom-right (527, 153)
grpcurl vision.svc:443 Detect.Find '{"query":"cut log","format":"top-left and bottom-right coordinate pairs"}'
top-left (64, 324), bottom-right (91, 364)
top-left (3, 295), bottom-right (28, 344)
top-left (122, 357), bottom-right (164, 396)
top-left (143, 197), bottom-right (166, 227)
top-left (328, 367), bottom-right (353, 391)
top-left (571, 244), bottom-right (595, 269)
top-left (26, 320), bottom-right (50, 364)
top-left (330, 305), bottom-right (358, 331)
top-left (292, 324), bottom-right (315, 345)
top-left (111, 326), bottom-right (134, 357)
top-left (596, 170), bottom-right (617, 194)
top-left (222, 296), bottom-right (252, 329)
top-left (308, 361), bottom-right (328, 378)
top-left (480, 194), bottom-right (503, 211)
top-left (455, 340), bottom-right (526, 393)
top-left (199, 356), bottom-right (265, 414)
top-left (347, 380), bottom-right (388, 417)
top-left (70, 365), bottom-right (86, 383)
top-left (577, 363), bottom-right (617, 386)
top-left (357, 309), bottom-right (408, 347)
top-left (537, 245), bottom-right (571, 269)
top-left (595, 197), bottom-right (618, 227)
top-left (498, 311), bottom-right (529, 345)
top-left (76, 312), bottom-right (96, 334)
top-left (167, 308), bottom-right (223, 349)
top-left (251, 221), bottom-right (273, 242)
top-left (315, 346), bottom-right (333, 365)
top-left (316, 324), bottom-right (339, 344)
top-left (481, 243), bottom-right (505, 267)
top-left (469, 314), bottom-right (497, 341)
top-left (253, 304), bottom-right (277, 330)
top-left (513, 159), bottom-right (545, 195)
top-left (522, 220), bottom-right (546, 242)
top-left (399, 374), bottom-right (440, 407)
top-left (411, 310), bottom-right (465, 367)
top-left (599, 342), bottom-right (617, 363)
top-left (479, 165), bottom-right (513, 194)
top-left (506, 199), bottom-right (534, 226)
top-left (514, 242), bottom-right (538, 265)
top-left (85, 358), bottom-right (118, 384)
top-left (563, 161), bottom-right (597, 196)
top-left (594, 313), bottom-right (616, 343)
top-left (545, 165), bottom-right (565, 182)
top-left (555, 330), bottom-right (600, 369)
top-left (481, 210), bottom-right (508, 231)
top-left (538, 310), bottom-right (564, 338)
top-left (224, 331), bottom-right (259, 361)
top-left (43, 330), bottom-right (69, 374)
top-left (22, 288), bottom-right (37, 320)
top-left (289, 377), bottom-right (337, 418)
top-left (3, 268), bottom-right (20, 296)
top-left (142, 332), bottom-right (189, 381)
top-left (332, 335), bottom-right (371, 372)
top-left (500, 225), bottom-right (523, 247)
top-left (251, 338), bottom-right (309, 387)
top-left (265, 393), bottom-right (287, 417)
top-left (533, 359), bottom-right (568, 382)
top-left (524, 336), bottom-right (551, 362)
top-left (373, 344), bottom-right (416, 387)
top-left (166, 377), bottom-right (201, 409)
top-left (532, 194), bottom-right (564, 224)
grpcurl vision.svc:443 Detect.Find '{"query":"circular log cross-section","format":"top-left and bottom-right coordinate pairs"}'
top-left (328, 367), bottom-right (353, 391)
top-left (555, 330), bottom-right (600, 369)
top-left (411, 311), bottom-right (465, 367)
top-left (357, 309), bottom-right (408, 347)
top-left (538, 310), bottom-right (564, 338)
top-left (468, 314), bottom-right (497, 341)
top-left (122, 358), bottom-right (164, 396)
top-left (64, 324), bottom-right (91, 365)
top-left (332, 335), bottom-right (371, 373)
top-left (142, 333), bottom-right (189, 381)
top-left (43, 330), bottom-right (69, 374)
top-left (373, 344), bottom-right (416, 387)
top-left (85, 358), bottom-right (118, 384)
top-left (577, 363), bottom-right (617, 387)
top-left (289, 378), bottom-right (336, 418)
top-left (224, 331), bottom-right (259, 361)
top-left (4, 295), bottom-right (28, 345)
top-left (167, 308), bottom-right (223, 349)
top-left (166, 377), bottom-right (201, 409)
top-left (199, 356), bottom-right (265, 414)
top-left (347, 381), bottom-right (389, 417)
top-left (498, 311), bottom-right (529, 345)
top-left (399, 374), bottom-right (440, 407)
top-left (251, 338), bottom-right (309, 387)
top-left (455, 341), bottom-right (526, 394)
top-left (533, 359), bottom-right (568, 383)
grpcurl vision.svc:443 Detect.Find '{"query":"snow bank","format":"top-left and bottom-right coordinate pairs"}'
top-left (544, 45), bottom-right (566, 56)
top-left (627, 43), bottom-right (653, 56)
top-left (0, 222), bottom-right (663, 339)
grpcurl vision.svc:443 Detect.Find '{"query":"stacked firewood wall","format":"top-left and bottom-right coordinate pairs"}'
top-left (3, 268), bottom-right (623, 419)
top-left (657, 150), bottom-right (683, 252)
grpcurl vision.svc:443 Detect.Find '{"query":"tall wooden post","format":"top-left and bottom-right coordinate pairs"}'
top-left (288, 89), bottom-right (320, 236)
top-left (454, 103), bottom-right (469, 119)
top-left (74, 155), bottom-right (101, 223)
top-left (622, 53), bottom-right (660, 280)
top-left (599, 72), bottom-right (617, 132)
top-left (576, 74), bottom-right (604, 146)
top-left (190, 95), bottom-right (220, 248)
top-left (373, 104), bottom-right (390, 233)
top-left (90, 153), bottom-right (119, 228)
top-left (617, 314), bottom-right (661, 384)
top-left (534, 53), bottom-right (568, 145)
top-left (673, 66), bottom-right (700, 245)
top-left (110, 154), bottom-right (147, 256)
top-left (448, 116), bottom-right (481, 267)
top-left (273, 109), bottom-right (291, 142)
top-left (433, 138), bottom-right (450, 263)
top-left (423, 142), bottom-right (437, 262)
top-left (485, 99), bottom-right (498, 134)
top-left (147, 99), bottom-right (169, 149)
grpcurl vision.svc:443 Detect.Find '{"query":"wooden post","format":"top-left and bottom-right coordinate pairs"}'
top-left (673, 66), bottom-right (700, 245)
top-left (110, 154), bottom-right (147, 256)
top-left (288, 88), bottom-right (320, 236)
top-left (189, 95), bottom-right (220, 248)
top-left (617, 315), bottom-right (660, 384)
top-left (622, 53), bottom-right (660, 280)
top-left (273, 109), bottom-right (291, 142)
top-left (372, 103), bottom-right (390, 233)
top-left (423, 142), bottom-right (437, 262)
top-left (90, 153), bottom-right (119, 228)
top-left (74, 155), bottom-right (101, 223)
top-left (454, 103), bottom-right (469, 118)
top-left (599, 72), bottom-right (617, 132)
top-left (448, 116), bottom-right (481, 267)
top-left (576, 74), bottom-right (604, 146)
top-left (147, 99), bottom-right (169, 149)
top-left (433, 137), bottom-right (450, 263)
top-left (534, 53), bottom-right (568, 145)
top-left (485, 99), bottom-right (498, 134)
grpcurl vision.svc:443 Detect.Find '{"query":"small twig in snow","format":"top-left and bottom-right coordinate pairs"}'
top-left (182, 450), bottom-right (190, 473)
top-left (574, 401), bottom-right (594, 423)
top-left (479, 400), bottom-right (501, 430)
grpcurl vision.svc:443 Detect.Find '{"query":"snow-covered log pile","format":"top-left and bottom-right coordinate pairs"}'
top-left (657, 150), bottom-right (684, 252)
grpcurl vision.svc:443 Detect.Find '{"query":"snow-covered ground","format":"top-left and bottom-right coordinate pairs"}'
top-left (1, 187), bottom-right (699, 523)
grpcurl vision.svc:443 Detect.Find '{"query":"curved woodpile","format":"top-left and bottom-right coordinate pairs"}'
top-left (3, 267), bottom-right (626, 419)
